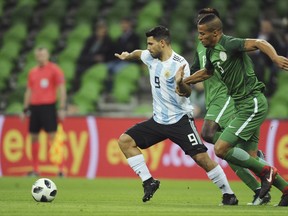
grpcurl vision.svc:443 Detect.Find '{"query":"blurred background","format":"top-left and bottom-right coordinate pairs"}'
top-left (0, 0), bottom-right (287, 118)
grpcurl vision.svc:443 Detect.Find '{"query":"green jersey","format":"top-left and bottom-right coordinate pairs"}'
top-left (205, 35), bottom-right (265, 101)
top-left (190, 41), bottom-right (229, 109)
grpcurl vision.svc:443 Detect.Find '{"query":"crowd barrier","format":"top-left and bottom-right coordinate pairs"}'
top-left (0, 115), bottom-right (287, 180)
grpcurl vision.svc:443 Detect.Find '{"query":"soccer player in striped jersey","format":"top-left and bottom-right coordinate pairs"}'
top-left (176, 14), bottom-right (288, 206)
top-left (189, 8), bottom-right (271, 205)
top-left (115, 26), bottom-right (238, 205)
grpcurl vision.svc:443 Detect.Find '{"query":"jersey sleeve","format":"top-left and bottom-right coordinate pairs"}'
top-left (204, 49), bottom-right (214, 71)
top-left (190, 51), bottom-right (200, 75)
top-left (225, 36), bottom-right (245, 52)
top-left (27, 70), bottom-right (33, 88)
top-left (53, 65), bottom-right (65, 85)
top-left (182, 60), bottom-right (191, 79)
top-left (140, 50), bottom-right (153, 65)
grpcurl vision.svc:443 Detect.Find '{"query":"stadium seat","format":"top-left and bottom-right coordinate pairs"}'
top-left (17, 60), bottom-right (36, 89)
top-left (108, 21), bottom-right (122, 41)
top-left (75, 0), bottom-right (100, 22)
top-left (210, 0), bottom-right (229, 19)
top-left (72, 96), bottom-right (96, 115)
top-left (112, 79), bottom-right (136, 103)
top-left (57, 42), bottom-right (83, 62)
top-left (81, 63), bottom-right (108, 86)
top-left (0, 41), bottom-right (22, 61)
top-left (36, 22), bottom-right (60, 42)
top-left (276, 0), bottom-right (288, 17)
top-left (58, 61), bottom-right (76, 91)
top-left (138, 1), bottom-right (163, 20)
top-left (42, 1), bottom-right (68, 23)
top-left (172, 0), bottom-right (197, 20)
top-left (107, 0), bottom-right (132, 21)
top-left (12, 0), bottom-right (36, 23)
top-left (34, 39), bottom-right (55, 53)
top-left (2, 22), bottom-right (28, 44)
top-left (5, 102), bottom-right (23, 114)
top-left (116, 63), bottom-right (141, 83)
top-left (0, 58), bottom-right (13, 80)
top-left (0, 0), bottom-right (3, 17)
top-left (170, 19), bottom-right (189, 44)
top-left (72, 81), bottom-right (102, 113)
top-left (112, 63), bottom-right (140, 103)
top-left (0, 59), bottom-right (13, 91)
top-left (67, 23), bottom-right (92, 43)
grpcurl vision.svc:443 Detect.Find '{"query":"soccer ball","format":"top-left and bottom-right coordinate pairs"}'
top-left (31, 178), bottom-right (57, 202)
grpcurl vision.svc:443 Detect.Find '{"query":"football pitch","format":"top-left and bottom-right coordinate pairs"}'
top-left (0, 177), bottom-right (286, 216)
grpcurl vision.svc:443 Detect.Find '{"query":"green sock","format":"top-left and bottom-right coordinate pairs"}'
top-left (224, 147), bottom-right (265, 175)
top-left (273, 174), bottom-right (288, 192)
top-left (256, 157), bottom-right (268, 165)
top-left (228, 162), bottom-right (260, 191)
top-left (255, 157), bottom-right (288, 192)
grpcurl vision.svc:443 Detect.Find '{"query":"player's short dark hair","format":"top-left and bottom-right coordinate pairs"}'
top-left (145, 26), bottom-right (171, 44)
top-left (198, 14), bottom-right (223, 32)
top-left (195, 8), bottom-right (220, 25)
top-left (198, 8), bottom-right (220, 18)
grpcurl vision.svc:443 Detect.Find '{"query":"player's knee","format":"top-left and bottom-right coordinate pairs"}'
top-left (118, 133), bottom-right (134, 151)
top-left (214, 144), bottom-right (225, 159)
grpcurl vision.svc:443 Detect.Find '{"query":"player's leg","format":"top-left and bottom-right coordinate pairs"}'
top-left (29, 133), bottom-right (40, 176)
top-left (203, 105), bottom-right (267, 204)
top-left (215, 93), bottom-right (279, 199)
top-left (118, 118), bottom-right (164, 202)
top-left (237, 136), bottom-right (271, 205)
top-left (42, 104), bottom-right (62, 176)
top-left (28, 105), bottom-right (41, 176)
top-left (168, 115), bottom-right (238, 205)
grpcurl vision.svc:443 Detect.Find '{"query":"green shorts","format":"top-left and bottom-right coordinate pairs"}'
top-left (205, 96), bottom-right (235, 129)
top-left (220, 93), bottom-right (268, 149)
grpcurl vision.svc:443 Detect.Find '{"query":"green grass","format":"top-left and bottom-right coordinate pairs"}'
top-left (0, 177), bottom-right (286, 216)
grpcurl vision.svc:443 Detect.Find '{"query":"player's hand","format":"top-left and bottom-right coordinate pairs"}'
top-left (175, 86), bottom-right (188, 96)
top-left (175, 64), bottom-right (185, 84)
top-left (20, 108), bottom-right (29, 122)
top-left (114, 52), bottom-right (130, 60)
top-left (58, 109), bottom-right (66, 121)
top-left (273, 56), bottom-right (288, 71)
top-left (19, 112), bottom-right (26, 121)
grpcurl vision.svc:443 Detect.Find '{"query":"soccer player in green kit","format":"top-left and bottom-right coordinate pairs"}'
top-left (176, 14), bottom-right (288, 206)
top-left (188, 8), bottom-right (271, 205)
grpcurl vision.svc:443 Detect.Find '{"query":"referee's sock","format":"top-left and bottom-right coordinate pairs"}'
top-left (32, 142), bottom-right (40, 173)
top-left (207, 164), bottom-right (234, 195)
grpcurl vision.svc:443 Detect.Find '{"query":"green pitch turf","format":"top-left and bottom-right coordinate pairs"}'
top-left (0, 177), bottom-right (286, 216)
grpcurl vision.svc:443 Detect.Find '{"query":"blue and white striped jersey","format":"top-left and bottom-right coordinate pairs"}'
top-left (141, 50), bottom-right (194, 125)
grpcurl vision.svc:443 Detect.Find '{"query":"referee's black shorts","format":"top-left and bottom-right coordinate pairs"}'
top-left (125, 115), bottom-right (207, 157)
top-left (29, 103), bottom-right (58, 133)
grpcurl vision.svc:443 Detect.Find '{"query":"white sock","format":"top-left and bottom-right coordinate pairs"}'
top-left (207, 165), bottom-right (234, 195)
top-left (127, 154), bottom-right (152, 182)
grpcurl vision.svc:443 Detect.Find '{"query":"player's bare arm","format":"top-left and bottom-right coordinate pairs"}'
top-left (58, 83), bottom-right (67, 121)
top-left (244, 39), bottom-right (288, 71)
top-left (175, 64), bottom-right (191, 97)
top-left (21, 87), bottom-right (32, 120)
top-left (114, 50), bottom-right (142, 61)
top-left (182, 68), bottom-right (213, 85)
